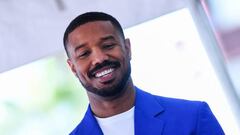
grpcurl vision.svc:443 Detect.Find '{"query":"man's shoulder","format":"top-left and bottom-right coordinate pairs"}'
top-left (136, 87), bottom-right (205, 114)
top-left (135, 88), bottom-right (224, 134)
top-left (154, 93), bottom-right (203, 108)
top-left (137, 87), bottom-right (203, 105)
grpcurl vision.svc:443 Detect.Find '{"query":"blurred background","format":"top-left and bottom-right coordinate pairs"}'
top-left (0, 0), bottom-right (239, 134)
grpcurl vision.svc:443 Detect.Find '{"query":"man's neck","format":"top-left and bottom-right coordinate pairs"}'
top-left (87, 80), bottom-right (135, 118)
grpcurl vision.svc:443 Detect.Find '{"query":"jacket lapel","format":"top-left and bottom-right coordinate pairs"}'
top-left (78, 88), bottom-right (165, 135)
top-left (78, 106), bottom-right (103, 135)
top-left (134, 88), bottom-right (165, 135)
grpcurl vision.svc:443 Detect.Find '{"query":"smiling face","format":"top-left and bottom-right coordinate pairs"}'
top-left (66, 21), bottom-right (131, 97)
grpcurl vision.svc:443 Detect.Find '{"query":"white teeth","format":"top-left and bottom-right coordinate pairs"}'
top-left (95, 68), bottom-right (114, 78)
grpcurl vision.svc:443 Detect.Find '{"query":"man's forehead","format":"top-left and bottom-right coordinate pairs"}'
top-left (68, 21), bottom-right (119, 43)
top-left (73, 21), bottom-right (115, 33)
top-left (67, 21), bottom-right (120, 50)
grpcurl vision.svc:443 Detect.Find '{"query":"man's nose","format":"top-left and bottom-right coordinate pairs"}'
top-left (91, 49), bottom-right (109, 66)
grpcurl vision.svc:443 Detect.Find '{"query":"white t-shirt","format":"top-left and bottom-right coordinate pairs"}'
top-left (95, 106), bottom-right (135, 135)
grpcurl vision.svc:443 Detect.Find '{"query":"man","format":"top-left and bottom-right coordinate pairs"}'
top-left (63, 12), bottom-right (224, 135)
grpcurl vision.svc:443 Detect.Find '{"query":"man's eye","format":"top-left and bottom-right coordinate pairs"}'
top-left (103, 44), bottom-right (115, 50)
top-left (77, 51), bottom-right (90, 58)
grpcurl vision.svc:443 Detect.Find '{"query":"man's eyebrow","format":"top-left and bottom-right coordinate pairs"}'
top-left (73, 36), bottom-right (115, 52)
top-left (74, 44), bottom-right (86, 52)
top-left (100, 35), bottom-right (116, 41)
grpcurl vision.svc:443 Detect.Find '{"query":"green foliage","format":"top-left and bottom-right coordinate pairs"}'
top-left (0, 53), bottom-right (88, 135)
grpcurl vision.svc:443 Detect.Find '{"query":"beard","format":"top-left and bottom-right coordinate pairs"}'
top-left (79, 61), bottom-right (131, 98)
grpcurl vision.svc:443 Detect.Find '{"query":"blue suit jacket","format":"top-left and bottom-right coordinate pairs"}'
top-left (70, 87), bottom-right (224, 135)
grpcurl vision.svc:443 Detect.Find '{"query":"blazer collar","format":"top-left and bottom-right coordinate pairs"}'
top-left (134, 87), bottom-right (165, 135)
top-left (77, 106), bottom-right (103, 135)
top-left (79, 87), bottom-right (165, 135)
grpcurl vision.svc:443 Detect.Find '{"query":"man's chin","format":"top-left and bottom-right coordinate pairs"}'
top-left (86, 85), bottom-right (124, 98)
top-left (83, 63), bottom-right (131, 98)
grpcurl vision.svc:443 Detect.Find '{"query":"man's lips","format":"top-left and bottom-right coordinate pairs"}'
top-left (95, 68), bottom-right (114, 78)
top-left (87, 66), bottom-right (116, 83)
top-left (94, 67), bottom-right (116, 83)
top-left (88, 60), bottom-right (120, 78)
top-left (91, 65), bottom-right (116, 79)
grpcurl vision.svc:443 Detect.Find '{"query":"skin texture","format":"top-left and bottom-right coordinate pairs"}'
top-left (66, 21), bottom-right (135, 118)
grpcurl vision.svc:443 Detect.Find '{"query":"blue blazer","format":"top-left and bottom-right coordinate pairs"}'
top-left (70, 87), bottom-right (224, 135)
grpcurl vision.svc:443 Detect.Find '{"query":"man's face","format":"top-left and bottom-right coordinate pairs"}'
top-left (66, 21), bottom-right (131, 97)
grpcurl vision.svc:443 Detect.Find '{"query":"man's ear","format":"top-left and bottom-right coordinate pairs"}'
top-left (124, 38), bottom-right (132, 60)
top-left (67, 59), bottom-right (77, 77)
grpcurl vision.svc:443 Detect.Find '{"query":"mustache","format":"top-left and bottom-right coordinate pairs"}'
top-left (88, 60), bottom-right (120, 77)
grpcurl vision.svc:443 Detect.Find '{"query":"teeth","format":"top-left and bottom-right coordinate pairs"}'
top-left (95, 68), bottom-right (114, 78)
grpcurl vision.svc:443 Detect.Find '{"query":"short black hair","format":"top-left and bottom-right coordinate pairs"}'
top-left (63, 12), bottom-right (125, 57)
